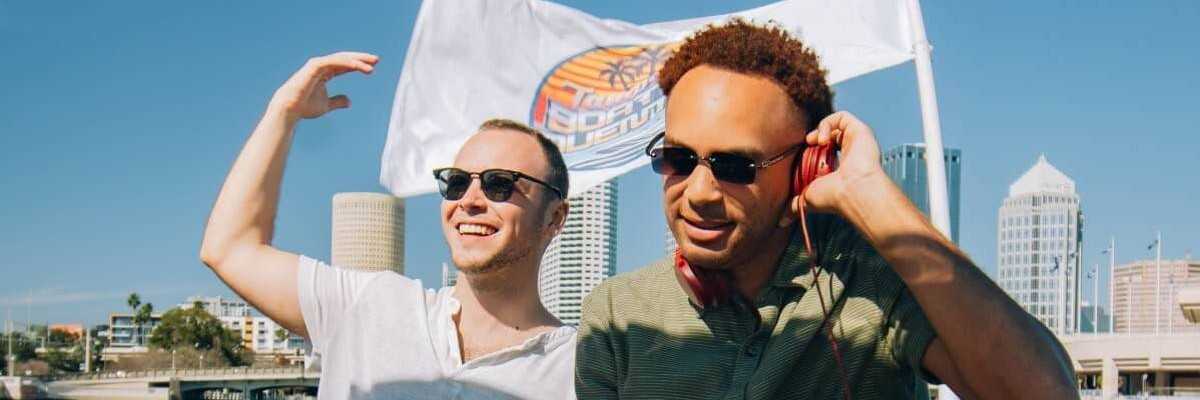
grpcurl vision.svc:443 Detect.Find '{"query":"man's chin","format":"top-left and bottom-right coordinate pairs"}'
top-left (451, 251), bottom-right (504, 274)
top-left (678, 242), bottom-right (735, 271)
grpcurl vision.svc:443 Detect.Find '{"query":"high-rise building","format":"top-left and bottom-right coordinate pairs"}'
top-left (997, 155), bottom-right (1083, 335)
top-left (441, 262), bottom-right (458, 288)
top-left (539, 181), bottom-right (618, 325)
top-left (1111, 259), bottom-right (1200, 334)
top-left (881, 143), bottom-right (962, 243)
top-left (332, 192), bottom-right (405, 274)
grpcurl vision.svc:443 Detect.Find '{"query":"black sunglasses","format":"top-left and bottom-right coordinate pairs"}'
top-left (644, 132), bottom-right (803, 184)
top-left (432, 167), bottom-right (563, 202)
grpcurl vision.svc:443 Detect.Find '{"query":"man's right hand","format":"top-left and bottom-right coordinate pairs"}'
top-left (268, 52), bottom-right (379, 122)
top-left (201, 51), bottom-right (378, 338)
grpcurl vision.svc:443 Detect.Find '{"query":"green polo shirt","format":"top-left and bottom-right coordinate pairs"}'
top-left (576, 216), bottom-right (939, 399)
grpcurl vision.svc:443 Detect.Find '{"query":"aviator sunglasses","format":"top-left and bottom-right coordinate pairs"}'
top-left (432, 167), bottom-right (563, 202)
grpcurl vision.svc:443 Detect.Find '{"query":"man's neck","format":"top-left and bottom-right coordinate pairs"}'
top-left (453, 264), bottom-right (559, 333)
top-left (729, 227), bottom-right (793, 301)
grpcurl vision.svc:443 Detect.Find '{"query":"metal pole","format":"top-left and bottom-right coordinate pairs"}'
top-left (1058, 255), bottom-right (1065, 335)
top-left (1155, 231), bottom-right (1162, 335)
top-left (25, 290), bottom-right (31, 338)
top-left (84, 326), bottom-right (92, 372)
top-left (1108, 237), bottom-right (1115, 333)
top-left (904, 0), bottom-right (952, 238)
top-left (1093, 264), bottom-right (1099, 333)
top-left (6, 309), bottom-right (13, 377)
top-left (1169, 269), bottom-right (1175, 334)
top-left (1127, 277), bottom-right (1133, 334)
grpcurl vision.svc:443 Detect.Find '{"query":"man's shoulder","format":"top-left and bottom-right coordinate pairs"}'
top-left (593, 256), bottom-right (675, 298)
top-left (583, 257), bottom-right (688, 324)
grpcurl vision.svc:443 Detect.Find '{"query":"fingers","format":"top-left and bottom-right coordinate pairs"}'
top-left (302, 52), bottom-right (379, 81)
top-left (294, 52), bottom-right (378, 101)
top-left (806, 111), bottom-right (865, 148)
top-left (328, 95), bottom-right (351, 110)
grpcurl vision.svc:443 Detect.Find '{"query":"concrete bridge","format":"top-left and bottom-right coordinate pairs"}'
top-left (41, 367), bottom-right (317, 400)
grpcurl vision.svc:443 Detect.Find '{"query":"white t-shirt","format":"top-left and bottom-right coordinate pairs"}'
top-left (297, 256), bottom-right (578, 399)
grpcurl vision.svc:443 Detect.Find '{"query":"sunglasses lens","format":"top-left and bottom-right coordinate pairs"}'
top-left (651, 147), bottom-right (698, 177)
top-left (437, 169), bottom-right (471, 200)
top-left (709, 154), bottom-right (757, 184)
top-left (481, 171), bottom-right (516, 202)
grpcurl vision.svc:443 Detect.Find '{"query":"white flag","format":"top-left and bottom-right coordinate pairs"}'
top-left (382, 0), bottom-right (914, 198)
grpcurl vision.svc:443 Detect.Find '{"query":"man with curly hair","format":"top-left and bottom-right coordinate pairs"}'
top-left (575, 20), bottom-right (1076, 399)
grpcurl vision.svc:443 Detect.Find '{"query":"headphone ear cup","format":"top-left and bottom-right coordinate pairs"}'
top-left (795, 145), bottom-right (839, 197)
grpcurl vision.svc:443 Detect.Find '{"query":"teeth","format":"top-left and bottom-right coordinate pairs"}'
top-left (458, 223), bottom-right (497, 236)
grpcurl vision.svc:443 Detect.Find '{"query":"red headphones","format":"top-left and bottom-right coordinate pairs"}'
top-left (672, 142), bottom-right (852, 400)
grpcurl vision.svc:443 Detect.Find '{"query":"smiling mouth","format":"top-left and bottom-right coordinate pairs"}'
top-left (457, 223), bottom-right (498, 236)
top-left (680, 216), bottom-right (734, 243)
top-left (684, 217), bottom-right (733, 230)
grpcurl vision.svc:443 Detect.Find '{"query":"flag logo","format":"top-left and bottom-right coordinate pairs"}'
top-left (529, 44), bottom-right (678, 170)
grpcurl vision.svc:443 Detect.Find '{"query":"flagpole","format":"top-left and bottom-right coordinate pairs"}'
top-left (903, 0), bottom-right (952, 239)
top-left (1108, 236), bottom-right (1115, 333)
top-left (903, 3), bottom-right (956, 399)
top-left (1092, 263), bottom-right (1099, 333)
top-left (1155, 231), bottom-right (1162, 335)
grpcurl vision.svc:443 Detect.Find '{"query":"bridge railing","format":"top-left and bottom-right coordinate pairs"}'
top-left (45, 366), bottom-right (310, 382)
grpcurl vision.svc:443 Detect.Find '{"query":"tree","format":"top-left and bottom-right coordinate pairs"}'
top-left (43, 347), bottom-right (82, 373)
top-left (274, 328), bottom-right (288, 346)
top-left (127, 292), bottom-right (153, 346)
top-left (47, 328), bottom-right (80, 348)
top-left (148, 306), bottom-right (250, 366)
top-left (2, 332), bottom-right (40, 374)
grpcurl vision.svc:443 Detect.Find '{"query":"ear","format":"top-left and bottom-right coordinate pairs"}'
top-left (547, 200), bottom-right (569, 235)
top-left (777, 195), bottom-right (800, 228)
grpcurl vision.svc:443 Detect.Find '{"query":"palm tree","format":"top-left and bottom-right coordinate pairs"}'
top-left (635, 45), bottom-right (673, 76)
top-left (126, 293), bottom-right (140, 345)
top-left (598, 58), bottom-right (638, 90)
top-left (126, 293), bottom-right (153, 346)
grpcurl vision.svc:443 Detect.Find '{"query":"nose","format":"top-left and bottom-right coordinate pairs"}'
top-left (457, 178), bottom-right (489, 213)
top-left (683, 163), bottom-right (724, 211)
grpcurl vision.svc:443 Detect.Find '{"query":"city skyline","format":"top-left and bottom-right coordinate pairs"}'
top-left (3, 1), bottom-right (1199, 325)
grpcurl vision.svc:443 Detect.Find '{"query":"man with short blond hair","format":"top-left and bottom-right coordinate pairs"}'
top-left (200, 52), bottom-right (577, 399)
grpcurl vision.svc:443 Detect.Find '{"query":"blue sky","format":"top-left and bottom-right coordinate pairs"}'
top-left (1, 1), bottom-right (1197, 326)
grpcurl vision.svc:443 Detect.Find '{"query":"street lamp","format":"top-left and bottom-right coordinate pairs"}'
top-left (1087, 264), bottom-right (1099, 333)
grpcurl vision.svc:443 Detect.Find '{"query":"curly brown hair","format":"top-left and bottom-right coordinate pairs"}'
top-left (658, 18), bottom-right (833, 130)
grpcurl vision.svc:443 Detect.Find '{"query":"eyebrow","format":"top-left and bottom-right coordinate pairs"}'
top-left (664, 137), bottom-right (765, 160)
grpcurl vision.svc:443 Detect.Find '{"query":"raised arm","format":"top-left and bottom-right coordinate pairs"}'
top-left (199, 52), bottom-right (378, 337)
top-left (800, 111), bottom-right (1077, 399)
